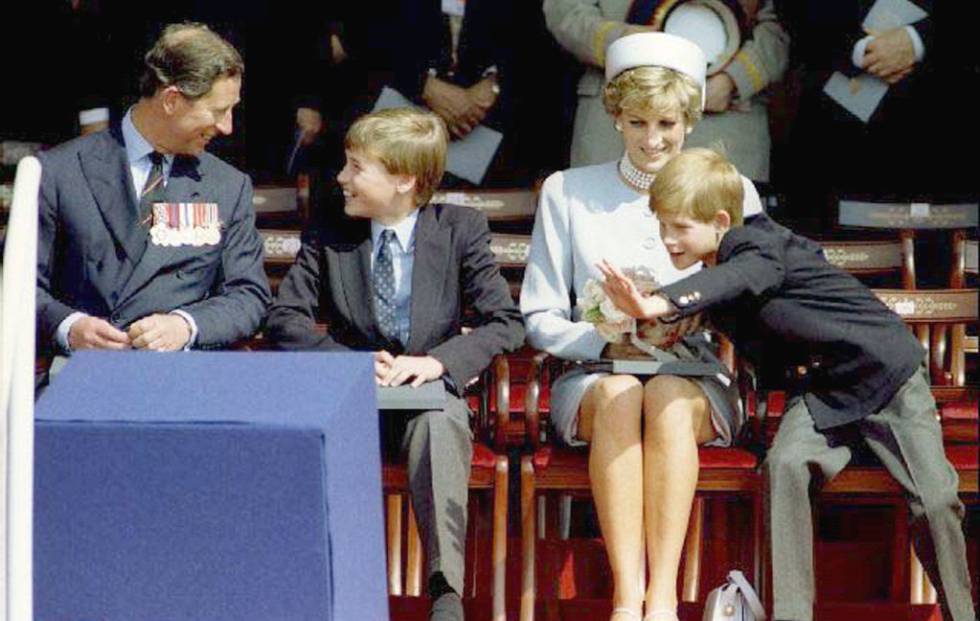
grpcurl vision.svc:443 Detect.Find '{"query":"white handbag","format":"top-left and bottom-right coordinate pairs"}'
top-left (702, 570), bottom-right (766, 621)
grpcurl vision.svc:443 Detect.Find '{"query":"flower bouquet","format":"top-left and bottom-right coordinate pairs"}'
top-left (579, 265), bottom-right (703, 352)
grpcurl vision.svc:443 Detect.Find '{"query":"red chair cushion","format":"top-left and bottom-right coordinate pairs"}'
top-left (531, 445), bottom-right (756, 470)
top-left (472, 442), bottom-right (498, 469)
top-left (945, 444), bottom-right (978, 471)
top-left (941, 401), bottom-right (978, 420)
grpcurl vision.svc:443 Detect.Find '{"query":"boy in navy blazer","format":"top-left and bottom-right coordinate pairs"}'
top-left (267, 108), bottom-right (524, 621)
top-left (598, 149), bottom-right (974, 621)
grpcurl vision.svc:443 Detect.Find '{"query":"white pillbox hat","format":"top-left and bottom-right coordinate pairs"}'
top-left (605, 31), bottom-right (708, 110)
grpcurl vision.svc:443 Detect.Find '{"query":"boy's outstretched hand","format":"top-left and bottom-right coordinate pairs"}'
top-left (375, 351), bottom-right (446, 388)
top-left (596, 259), bottom-right (673, 320)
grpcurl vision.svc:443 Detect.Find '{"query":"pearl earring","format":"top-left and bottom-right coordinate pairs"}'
top-left (615, 123), bottom-right (623, 132)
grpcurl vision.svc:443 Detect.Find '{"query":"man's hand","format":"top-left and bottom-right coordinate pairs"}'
top-left (127, 314), bottom-right (192, 351)
top-left (79, 120), bottom-right (109, 136)
top-left (378, 355), bottom-right (446, 388)
top-left (422, 75), bottom-right (488, 139)
top-left (68, 316), bottom-right (131, 351)
top-left (704, 73), bottom-right (737, 113)
top-left (296, 107), bottom-right (324, 146)
top-left (862, 27), bottom-right (917, 84)
top-left (468, 76), bottom-right (499, 109)
top-left (330, 33), bottom-right (348, 65)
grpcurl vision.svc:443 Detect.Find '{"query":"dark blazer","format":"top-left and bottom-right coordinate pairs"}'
top-left (266, 204), bottom-right (525, 389)
top-left (659, 214), bottom-right (924, 430)
top-left (36, 125), bottom-right (272, 352)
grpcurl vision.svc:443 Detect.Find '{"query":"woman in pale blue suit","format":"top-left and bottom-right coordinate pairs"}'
top-left (521, 33), bottom-right (762, 621)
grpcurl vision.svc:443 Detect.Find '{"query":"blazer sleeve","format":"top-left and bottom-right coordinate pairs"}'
top-left (264, 230), bottom-right (355, 352)
top-left (543, 0), bottom-right (624, 68)
top-left (35, 155), bottom-right (78, 349)
top-left (180, 175), bottom-right (272, 347)
top-left (725, 0), bottom-right (791, 102)
top-left (519, 173), bottom-right (608, 361)
top-left (427, 211), bottom-right (525, 388)
top-left (657, 226), bottom-right (786, 317)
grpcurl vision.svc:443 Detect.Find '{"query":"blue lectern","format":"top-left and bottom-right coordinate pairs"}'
top-left (34, 351), bottom-right (388, 621)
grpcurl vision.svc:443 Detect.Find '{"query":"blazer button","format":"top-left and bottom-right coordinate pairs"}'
top-left (796, 365), bottom-right (808, 377)
top-left (642, 238), bottom-right (657, 250)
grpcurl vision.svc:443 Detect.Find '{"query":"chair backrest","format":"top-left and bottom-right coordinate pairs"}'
top-left (819, 239), bottom-right (913, 288)
top-left (950, 232), bottom-right (978, 288)
top-left (873, 288), bottom-right (979, 391)
top-left (839, 200), bottom-right (979, 289)
top-left (434, 188), bottom-right (537, 228)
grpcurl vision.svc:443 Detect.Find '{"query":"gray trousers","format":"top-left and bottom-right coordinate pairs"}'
top-left (387, 396), bottom-right (473, 595)
top-left (765, 366), bottom-right (975, 621)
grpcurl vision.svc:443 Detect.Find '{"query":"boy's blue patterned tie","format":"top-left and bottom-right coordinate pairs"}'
top-left (373, 230), bottom-right (400, 344)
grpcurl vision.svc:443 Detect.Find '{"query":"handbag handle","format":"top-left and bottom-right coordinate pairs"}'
top-left (728, 570), bottom-right (766, 620)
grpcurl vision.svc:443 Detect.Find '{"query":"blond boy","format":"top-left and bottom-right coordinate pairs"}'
top-left (267, 108), bottom-right (524, 621)
top-left (598, 149), bottom-right (974, 621)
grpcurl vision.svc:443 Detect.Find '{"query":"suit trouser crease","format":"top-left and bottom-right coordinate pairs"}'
top-left (403, 396), bottom-right (473, 595)
top-left (765, 368), bottom-right (974, 621)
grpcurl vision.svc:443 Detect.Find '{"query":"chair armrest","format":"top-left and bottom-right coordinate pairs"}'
top-left (524, 351), bottom-right (550, 450)
top-left (492, 354), bottom-right (511, 453)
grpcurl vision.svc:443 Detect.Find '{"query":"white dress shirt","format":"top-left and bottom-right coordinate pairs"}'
top-left (56, 109), bottom-right (199, 352)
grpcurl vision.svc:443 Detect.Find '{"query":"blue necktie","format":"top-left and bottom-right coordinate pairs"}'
top-left (373, 230), bottom-right (399, 343)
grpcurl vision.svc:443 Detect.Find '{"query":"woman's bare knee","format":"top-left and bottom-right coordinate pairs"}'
top-left (579, 375), bottom-right (643, 441)
top-left (642, 376), bottom-right (712, 442)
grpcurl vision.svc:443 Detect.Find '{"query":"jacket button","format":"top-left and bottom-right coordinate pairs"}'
top-left (642, 238), bottom-right (657, 250)
top-left (796, 365), bottom-right (808, 377)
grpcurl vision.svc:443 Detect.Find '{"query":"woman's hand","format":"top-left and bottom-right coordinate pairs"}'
top-left (596, 259), bottom-right (673, 319)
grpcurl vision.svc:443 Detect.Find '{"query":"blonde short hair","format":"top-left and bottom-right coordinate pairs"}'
top-left (650, 148), bottom-right (744, 225)
top-left (603, 66), bottom-right (702, 127)
top-left (345, 108), bottom-right (449, 206)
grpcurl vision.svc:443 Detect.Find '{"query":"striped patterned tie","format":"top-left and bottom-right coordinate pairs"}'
top-left (139, 152), bottom-right (165, 227)
top-left (373, 229), bottom-right (400, 344)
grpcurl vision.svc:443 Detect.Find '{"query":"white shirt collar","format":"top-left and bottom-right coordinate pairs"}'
top-left (371, 209), bottom-right (420, 253)
top-left (122, 107), bottom-right (173, 168)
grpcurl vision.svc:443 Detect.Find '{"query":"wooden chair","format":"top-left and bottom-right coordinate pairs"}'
top-left (384, 356), bottom-right (510, 621)
top-left (253, 180), bottom-right (309, 228)
top-left (838, 199), bottom-right (979, 290)
top-left (434, 188), bottom-right (537, 232)
top-left (818, 238), bottom-right (913, 289)
top-left (518, 342), bottom-right (763, 621)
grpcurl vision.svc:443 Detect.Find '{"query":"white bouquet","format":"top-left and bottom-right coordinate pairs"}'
top-left (580, 265), bottom-right (704, 350)
top-left (578, 266), bottom-right (660, 343)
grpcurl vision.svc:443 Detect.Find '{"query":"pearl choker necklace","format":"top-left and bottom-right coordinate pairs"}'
top-left (618, 155), bottom-right (655, 192)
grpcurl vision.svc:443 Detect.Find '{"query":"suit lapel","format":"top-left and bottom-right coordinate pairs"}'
top-left (337, 225), bottom-right (383, 342)
top-left (407, 207), bottom-right (449, 352)
top-left (78, 128), bottom-right (144, 264)
top-left (116, 154), bottom-right (203, 306)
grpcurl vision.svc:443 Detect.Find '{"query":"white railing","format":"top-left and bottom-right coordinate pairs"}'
top-left (0, 156), bottom-right (40, 621)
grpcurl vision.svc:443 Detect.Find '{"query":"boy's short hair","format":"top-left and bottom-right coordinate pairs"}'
top-left (650, 148), bottom-right (744, 225)
top-left (603, 66), bottom-right (702, 128)
top-left (345, 108), bottom-right (449, 206)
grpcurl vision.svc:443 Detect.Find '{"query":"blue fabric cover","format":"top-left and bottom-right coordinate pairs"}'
top-left (35, 351), bottom-right (387, 621)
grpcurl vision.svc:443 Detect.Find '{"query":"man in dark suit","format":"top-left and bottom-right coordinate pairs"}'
top-left (324, 0), bottom-right (570, 187)
top-left (599, 149), bottom-right (975, 621)
top-left (36, 23), bottom-right (271, 355)
top-left (266, 108), bottom-right (524, 621)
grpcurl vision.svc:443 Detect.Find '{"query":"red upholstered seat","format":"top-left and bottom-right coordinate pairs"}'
top-left (531, 446), bottom-right (757, 471)
top-left (472, 442), bottom-right (498, 469)
top-left (941, 401), bottom-right (978, 421)
top-left (945, 444), bottom-right (978, 471)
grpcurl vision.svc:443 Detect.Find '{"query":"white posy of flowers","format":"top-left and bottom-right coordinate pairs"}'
top-left (578, 266), bottom-right (661, 343)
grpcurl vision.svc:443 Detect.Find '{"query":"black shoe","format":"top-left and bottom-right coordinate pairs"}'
top-left (429, 591), bottom-right (464, 621)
